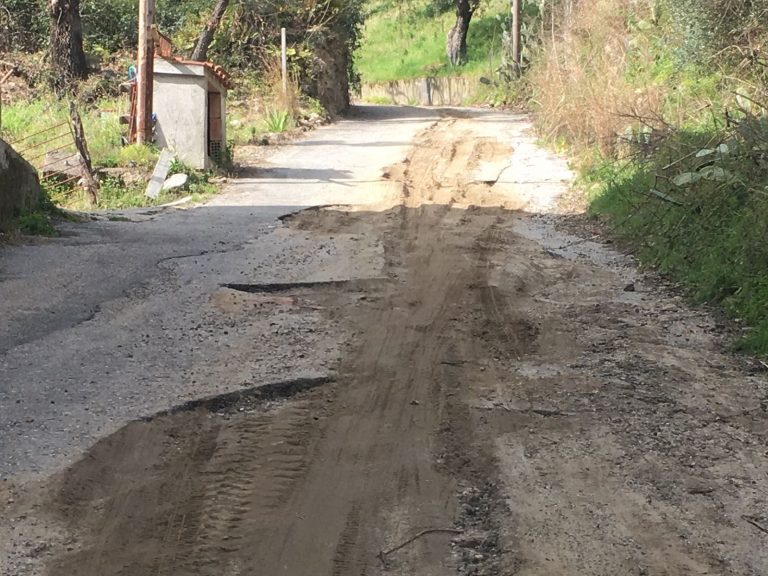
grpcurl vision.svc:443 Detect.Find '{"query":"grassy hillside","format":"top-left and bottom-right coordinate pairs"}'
top-left (524, 0), bottom-right (768, 355)
top-left (357, 0), bottom-right (509, 83)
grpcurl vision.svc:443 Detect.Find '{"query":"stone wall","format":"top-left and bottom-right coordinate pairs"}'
top-left (360, 76), bottom-right (482, 107)
top-left (0, 138), bottom-right (42, 222)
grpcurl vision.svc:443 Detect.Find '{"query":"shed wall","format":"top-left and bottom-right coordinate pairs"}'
top-left (154, 75), bottom-right (207, 169)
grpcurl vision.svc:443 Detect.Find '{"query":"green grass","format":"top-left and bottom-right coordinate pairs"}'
top-left (14, 211), bottom-right (58, 236)
top-left (110, 143), bottom-right (160, 169)
top-left (228, 116), bottom-right (258, 146)
top-left (0, 184), bottom-right (64, 238)
top-left (365, 95), bottom-right (395, 105)
top-left (586, 119), bottom-right (768, 356)
top-left (357, 0), bottom-right (508, 83)
top-left (49, 174), bottom-right (218, 212)
top-left (2, 97), bottom-right (221, 212)
top-left (263, 109), bottom-right (292, 133)
top-left (0, 97), bottom-right (125, 168)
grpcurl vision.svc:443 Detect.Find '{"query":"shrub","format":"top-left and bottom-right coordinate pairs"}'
top-left (525, 0), bottom-right (768, 355)
top-left (15, 212), bottom-right (57, 236)
top-left (263, 109), bottom-right (292, 133)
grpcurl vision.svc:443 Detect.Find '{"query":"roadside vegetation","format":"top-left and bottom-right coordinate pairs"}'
top-left (359, 0), bottom-right (768, 355)
top-left (357, 0), bottom-right (509, 83)
top-left (0, 0), bottom-right (362, 223)
top-left (515, 0), bottom-right (768, 355)
top-left (0, 93), bottom-right (218, 213)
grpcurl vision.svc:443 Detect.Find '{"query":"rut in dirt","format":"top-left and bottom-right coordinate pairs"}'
top-left (45, 117), bottom-right (520, 576)
top-left (30, 110), bottom-right (768, 576)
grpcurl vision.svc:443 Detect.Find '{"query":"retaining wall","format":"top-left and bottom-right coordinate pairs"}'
top-left (0, 138), bottom-right (41, 222)
top-left (360, 76), bottom-right (482, 106)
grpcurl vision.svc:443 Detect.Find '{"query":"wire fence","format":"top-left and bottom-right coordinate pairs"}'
top-left (6, 119), bottom-right (86, 190)
top-left (2, 98), bottom-right (100, 204)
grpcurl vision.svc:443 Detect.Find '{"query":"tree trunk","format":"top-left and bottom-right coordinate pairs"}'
top-left (447, 0), bottom-right (475, 66)
top-left (49, 0), bottom-right (88, 91)
top-left (190, 0), bottom-right (230, 62)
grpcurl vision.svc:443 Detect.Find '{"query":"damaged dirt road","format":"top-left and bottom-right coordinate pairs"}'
top-left (2, 106), bottom-right (768, 576)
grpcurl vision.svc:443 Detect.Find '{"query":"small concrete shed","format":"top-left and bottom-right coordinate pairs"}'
top-left (153, 58), bottom-right (231, 170)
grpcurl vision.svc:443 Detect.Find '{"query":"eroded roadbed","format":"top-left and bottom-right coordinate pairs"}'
top-left (2, 110), bottom-right (768, 576)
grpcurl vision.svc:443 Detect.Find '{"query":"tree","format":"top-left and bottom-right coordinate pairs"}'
top-left (447, 0), bottom-right (479, 66)
top-left (190, 0), bottom-right (230, 62)
top-left (0, 0), bottom-right (48, 53)
top-left (49, 0), bottom-right (88, 90)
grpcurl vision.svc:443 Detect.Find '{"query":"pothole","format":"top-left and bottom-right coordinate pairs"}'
top-left (150, 375), bottom-right (336, 418)
top-left (47, 375), bottom-right (335, 576)
top-left (223, 278), bottom-right (388, 294)
top-left (277, 204), bottom-right (342, 223)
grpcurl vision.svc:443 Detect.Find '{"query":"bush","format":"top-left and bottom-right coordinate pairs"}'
top-left (589, 113), bottom-right (768, 353)
top-left (525, 0), bottom-right (768, 355)
top-left (661, 0), bottom-right (768, 68)
top-left (15, 211), bottom-right (57, 236)
top-left (0, 0), bottom-right (47, 52)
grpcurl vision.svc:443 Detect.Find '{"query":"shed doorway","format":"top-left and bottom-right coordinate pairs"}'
top-left (208, 91), bottom-right (223, 164)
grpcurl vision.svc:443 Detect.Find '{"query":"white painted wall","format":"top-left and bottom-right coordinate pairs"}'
top-left (153, 59), bottom-right (229, 170)
top-left (154, 73), bottom-right (207, 169)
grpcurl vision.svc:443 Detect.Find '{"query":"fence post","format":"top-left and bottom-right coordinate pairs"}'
top-left (69, 101), bottom-right (99, 204)
top-left (281, 27), bottom-right (288, 98)
top-left (512, 0), bottom-right (521, 75)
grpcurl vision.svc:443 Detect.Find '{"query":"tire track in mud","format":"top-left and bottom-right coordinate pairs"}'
top-left (47, 388), bottom-right (329, 576)
top-left (20, 110), bottom-right (768, 576)
top-left (41, 115), bottom-right (524, 576)
top-left (172, 403), bottom-right (313, 576)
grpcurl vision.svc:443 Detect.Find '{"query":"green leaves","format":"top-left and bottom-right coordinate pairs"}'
top-left (263, 109), bottom-right (292, 133)
top-left (672, 166), bottom-right (732, 187)
top-left (695, 143), bottom-right (731, 158)
top-left (671, 171), bottom-right (698, 187)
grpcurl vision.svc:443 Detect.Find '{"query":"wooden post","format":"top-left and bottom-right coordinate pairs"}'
top-left (69, 101), bottom-right (99, 204)
top-left (281, 27), bottom-right (288, 98)
top-left (512, 0), bottom-right (521, 75)
top-left (136, 0), bottom-right (156, 145)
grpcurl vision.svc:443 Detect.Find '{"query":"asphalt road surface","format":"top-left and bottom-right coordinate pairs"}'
top-left (2, 105), bottom-right (767, 576)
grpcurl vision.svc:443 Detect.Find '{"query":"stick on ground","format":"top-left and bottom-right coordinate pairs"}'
top-left (377, 528), bottom-right (464, 565)
top-left (743, 515), bottom-right (768, 536)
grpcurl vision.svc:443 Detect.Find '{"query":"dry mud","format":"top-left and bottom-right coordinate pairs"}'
top-left (2, 112), bottom-right (767, 576)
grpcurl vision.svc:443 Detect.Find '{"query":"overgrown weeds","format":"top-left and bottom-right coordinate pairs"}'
top-left (527, 0), bottom-right (667, 154)
top-left (226, 55), bottom-right (330, 144)
top-left (263, 109), bottom-right (292, 133)
top-left (525, 0), bottom-right (768, 355)
top-left (589, 111), bottom-right (768, 352)
top-left (1, 182), bottom-right (64, 239)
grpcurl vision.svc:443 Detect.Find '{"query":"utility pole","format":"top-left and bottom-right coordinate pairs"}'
top-left (511, 0), bottom-right (521, 75)
top-left (281, 28), bottom-right (288, 99)
top-left (136, 0), bottom-right (156, 145)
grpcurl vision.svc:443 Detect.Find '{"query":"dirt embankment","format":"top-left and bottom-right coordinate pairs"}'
top-left (2, 112), bottom-right (767, 576)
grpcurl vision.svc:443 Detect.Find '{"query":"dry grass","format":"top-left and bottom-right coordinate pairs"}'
top-left (530, 0), bottom-right (768, 355)
top-left (528, 0), bottom-right (663, 155)
top-left (227, 56), bottom-right (312, 143)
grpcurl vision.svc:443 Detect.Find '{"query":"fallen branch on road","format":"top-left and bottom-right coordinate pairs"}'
top-left (743, 515), bottom-right (768, 536)
top-left (377, 528), bottom-right (464, 565)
